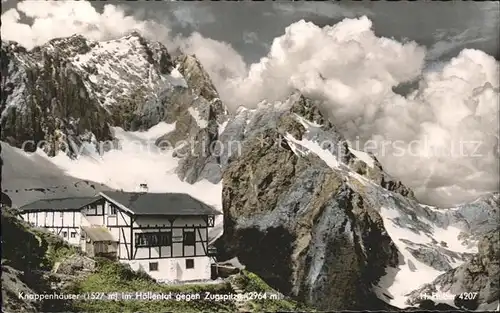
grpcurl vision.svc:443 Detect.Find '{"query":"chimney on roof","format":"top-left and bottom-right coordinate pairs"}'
top-left (138, 183), bottom-right (148, 193)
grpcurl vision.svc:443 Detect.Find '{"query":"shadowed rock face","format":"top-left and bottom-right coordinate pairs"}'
top-left (1, 191), bottom-right (12, 207)
top-left (1, 35), bottom-right (231, 189)
top-left (1, 42), bottom-right (112, 156)
top-left (216, 99), bottom-right (401, 310)
top-left (156, 54), bottom-right (229, 184)
top-left (1, 36), bottom-right (209, 158)
top-left (214, 93), bottom-right (498, 310)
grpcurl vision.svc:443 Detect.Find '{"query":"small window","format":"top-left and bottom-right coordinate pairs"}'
top-left (135, 233), bottom-right (148, 247)
top-left (87, 205), bottom-right (97, 215)
top-left (70, 232), bottom-right (77, 238)
top-left (185, 259), bottom-right (194, 269)
top-left (183, 231), bottom-right (195, 246)
top-left (109, 205), bottom-right (117, 215)
top-left (62, 231), bottom-right (68, 237)
top-left (149, 262), bottom-right (159, 271)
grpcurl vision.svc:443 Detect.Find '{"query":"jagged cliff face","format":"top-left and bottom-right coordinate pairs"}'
top-left (213, 94), bottom-right (404, 310)
top-left (0, 34), bottom-right (220, 157)
top-left (156, 54), bottom-right (228, 184)
top-left (214, 94), bottom-right (499, 310)
top-left (1, 40), bottom-right (112, 156)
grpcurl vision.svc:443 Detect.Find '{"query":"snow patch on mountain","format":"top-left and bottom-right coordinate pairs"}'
top-left (285, 133), bottom-right (340, 168)
top-left (168, 65), bottom-right (189, 88)
top-left (188, 107), bottom-right (208, 129)
top-left (373, 205), bottom-right (477, 308)
top-left (113, 122), bottom-right (176, 143)
top-left (43, 124), bottom-right (221, 207)
top-left (348, 147), bottom-right (375, 168)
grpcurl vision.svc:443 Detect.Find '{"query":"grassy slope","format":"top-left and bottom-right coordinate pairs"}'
top-left (235, 270), bottom-right (315, 312)
top-left (66, 259), bottom-right (237, 313)
top-left (2, 207), bottom-right (308, 312)
top-left (67, 261), bottom-right (310, 313)
top-left (1, 207), bottom-right (77, 312)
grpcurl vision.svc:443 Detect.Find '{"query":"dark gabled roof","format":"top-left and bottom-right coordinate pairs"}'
top-left (100, 191), bottom-right (221, 216)
top-left (19, 197), bottom-right (99, 211)
top-left (81, 226), bottom-right (117, 242)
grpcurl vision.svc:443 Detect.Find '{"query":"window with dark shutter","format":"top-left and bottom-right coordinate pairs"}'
top-left (158, 232), bottom-right (172, 246)
top-left (183, 231), bottom-right (195, 246)
top-left (135, 233), bottom-right (147, 247)
top-left (135, 232), bottom-right (172, 247)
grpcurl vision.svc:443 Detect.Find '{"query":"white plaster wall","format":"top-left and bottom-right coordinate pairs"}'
top-left (20, 211), bottom-right (82, 246)
top-left (52, 211), bottom-right (79, 227)
top-left (118, 226), bottom-right (132, 259)
top-left (55, 227), bottom-right (80, 245)
top-left (80, 215), bottom-right (91, 227)
top-left (66, 229), bottom-right (81, 245)
top-left (83, 215), bottom-right (105, 226)
top-left (120, 256), bottom-right (211, 282)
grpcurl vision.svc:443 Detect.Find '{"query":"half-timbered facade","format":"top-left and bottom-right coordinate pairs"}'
top-left (17, 191), bottom-right (221, 282)
top-left (18, 197), bottom-right (100, 246)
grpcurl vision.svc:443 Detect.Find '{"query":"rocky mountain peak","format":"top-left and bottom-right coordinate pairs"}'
top-left (232, 93), bottom-right (414, 197)
top-left (176, 54), bottom-right (220, 103)
top-left (0, 33), bottom-right (215, 155)
top-left (214, 90), bottom-right (498, 310)
top-left (290, 94), bottom-right (333, 127)
top-left (41, 34), bottom-right (93, 58)
top-left (1, 41), bottom-right (27, 55)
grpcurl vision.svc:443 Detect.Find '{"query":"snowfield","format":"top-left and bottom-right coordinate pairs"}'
top-left (41, 122), bottom-right (222, 209)
top-left (373, 205), bottom-right (477, 308)
top-left (25, 123), bottom-right (224, 241)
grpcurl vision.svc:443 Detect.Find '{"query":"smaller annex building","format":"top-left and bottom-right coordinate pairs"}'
top-left (18, 190), bottom-right (221, 282)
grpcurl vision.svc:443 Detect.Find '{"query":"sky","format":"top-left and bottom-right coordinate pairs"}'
top-left (1, 1), bottom-right (499, 207)
top-left (2, 1), bottom-right (498, 63)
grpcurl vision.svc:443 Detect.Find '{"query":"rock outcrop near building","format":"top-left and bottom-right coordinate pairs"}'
top-left (215, 93), bottom-right (499, 310)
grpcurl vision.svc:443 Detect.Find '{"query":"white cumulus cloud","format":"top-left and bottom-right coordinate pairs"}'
top-left (212, 16), bottom-right (498, 206)
top-left (1, 1), bottom-right (170, 49)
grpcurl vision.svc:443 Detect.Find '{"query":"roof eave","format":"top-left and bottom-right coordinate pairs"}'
top-left (99, 192), bottom-right (136, 216)
top-left (18, 208), bottom-right (82, 212)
